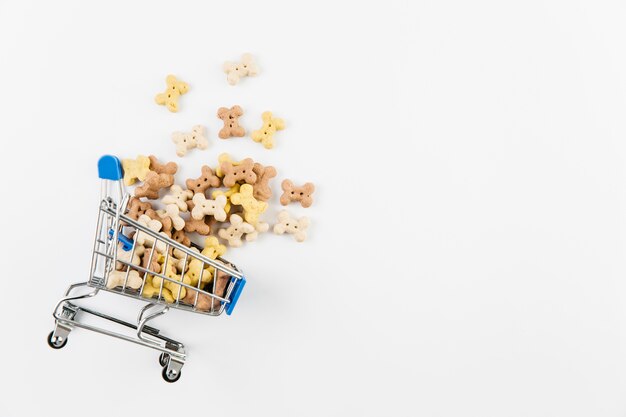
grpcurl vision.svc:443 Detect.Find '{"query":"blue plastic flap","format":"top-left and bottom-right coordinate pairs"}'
top-left (98, 155), bottom-right (123, 181)
top-left (225, 277), bottom-right (246, 316)
top-left (108, 229), bottom-right (134, 251)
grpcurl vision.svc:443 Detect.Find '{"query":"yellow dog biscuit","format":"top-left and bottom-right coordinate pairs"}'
top-left (251, 111), bottom-right (284, 149)
top-left (155, 75), bottom-right (189, 113)
top-left (121, 155), bottom-right (151, 186)
top-left (230, 184), bottom-right (267, 225)
top-left (212, 184), bottom-right (240, 213)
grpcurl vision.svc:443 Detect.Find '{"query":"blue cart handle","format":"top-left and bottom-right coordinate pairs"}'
top-left (98, 155), bottom-right (123, 181)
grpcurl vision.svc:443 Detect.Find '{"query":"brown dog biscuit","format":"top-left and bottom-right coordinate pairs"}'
top-left (172, 230), bottom-right (191, 247)
top-left (184, 201), bottom-right (212, 236)
top-left (252, 163), bottom-right (277, 202)
top-left (145, 208), bottom-right (172, 237)
top-left (149, 155), bottom-right (178, 176)
top-left (217, 105), bottom-right (245, 139)
top-left (182, 269), bottom-right (231, 311)
top-left (185, 165), bottom-right (221, 194)
top-left (280, 180), bottom-right (315, 208)
top-left (221, 158), bottom-right (256, 187)
top-left (134, 171), bottom-right (172, 200)
top-left (127, 197), bottom-right (152, 220)
top-left (142, 249), bottom-right (161, 274)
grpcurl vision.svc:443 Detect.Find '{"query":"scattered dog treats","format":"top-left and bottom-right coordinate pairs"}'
top-left (230, 184), bottom-right (268, 225)
top-left (142, 275), bottom-right (175, 303)
top-left (223, 53), bottom-right (259, 85)
top-left (184, 201), bottom-right (212, 236)
top-left (149, 155), bottom-right (178, 177)
top-left (212, 184), bottom-right (240, 213)
top-left (127, 197), bottom-right (152, 220)
top-left (218, 105), bottom-right (246, 139)
top-left (273, 210), bottom-right (309, 242)
top-left (215, 153), bottom-right (235, 177)
top-left (107, 270), bottom-right (143, 290)
top-left (152, 263), bottom-right (191, 301)
top-left (146, 208), bottom-right (172, 237)
top-left (121, 155), bottom-right (151, 186)
top-left (162, 185), bottom-right (193, 212)
top-left (280, 180), bottom-right (315, 208)
top-left (135, 171), bottom-right (171, 200)
top-left (251, 111), bottom-right (284, 149)
top-left (135, 156), bottom-right (177, 199)
top-left (201, 236), bottom-right (226, 260)
top-left (115, 242), bottom-right (145, 271)
top-left (246, 221), bottom-right (269, 243)
top-left (135, 214), bottom-right (168, 251)
top-left (252, 162), bottom-right (277, 202)
top-left (157, 204), bottom-right (186, 231)
top-left (172, 230), bottom-right (191, 247)
top-left (185, 166), bottom-right (221, 194)
top-left (218, 214), bottom-right (255, 247)
top-left (221, 158), bottom-right (257, 187)
top-left (191, 193), bottom-right (228, 222)
top-left (172, 125), bottom-right (209, 157)
top-left (155, 75), bottom-right (189, 113)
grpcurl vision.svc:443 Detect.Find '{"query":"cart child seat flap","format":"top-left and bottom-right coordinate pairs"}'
top-left (98, 155), bottom-right (123, 181)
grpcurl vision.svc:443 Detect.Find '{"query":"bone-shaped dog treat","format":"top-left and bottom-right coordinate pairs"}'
top-left (152, 263), bottom-right (191, 301)
top-left (145, 208), bottom-right (172, 237)
top-left (218, 105), bottom-right (246, 139)
top-left (134, 171), bottom-right (171, 200)
top-left (127, 197), bottom-right (152, 220)
top-left (252, 162), bottom-right (277, 202)
top-left (162, 185), bottom-right (193, 212)
top-left (245, 221), bottom-right (269, 243)
top-left (155, 74), bottom-right (189, 113)
top-left (218, 214), bottom-right (255, 247)
top-left (183, 259), bottom-right (213, 288)
top-left (121, 155), bottom-right (151, 186)
top-left (280, 179), bottom-right (315, 208)
top-left (142, 249), bottom-right (163, 274)
top-left (172, 125), bottom-right (209, 157)
top-left (135, 157), bottom-right (177, 200)
top-left (273, 210), bottom-right (309, 242)
top-left (201, 236), bottom-right (227, 260)
top-left (156, 204), bottom-right (186, 231)
top-left (212, 184), bottom-right (240, 213)
top-left (251, 111), bottom-right (285, 149)
top-left (215, 153), bottom-right (240, 178)
top-left (185, 165), bottom-right (221, 194)
top-left (223, 53), bottom-right (259, 85)
top-left (135, 215), bottom-right (168, 252)
top-left (107, 270), bottom-right (143, 290)
top-left (172, 246), bottom-right (199, 273)
top-left (221, 158), bottom-right (256, 187)
top-left (149, 155), bottom-right (178, 176)
top-left (115, 242), bottom-right (145, 271)
top-left (230, 184), bottom-right (268, 225)
top-left (184, 201), bottom-right (212, 235)
top-left (172, 230), bottom-right (191, 247)
top-left (141, 275), bottom-right (175, 303)
top-left (191, 193), bottom-right (227, 222)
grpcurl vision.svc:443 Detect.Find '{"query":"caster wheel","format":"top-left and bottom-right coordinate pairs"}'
top-left (47, 331), bottom-right (68, 350)
top-left (159, 353), bottom-right (170, 367)
top-left (162, 366), bottom-right (182, 383)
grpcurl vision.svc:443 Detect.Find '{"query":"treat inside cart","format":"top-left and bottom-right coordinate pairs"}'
top-left (48, 155), bottom-right (247, 383)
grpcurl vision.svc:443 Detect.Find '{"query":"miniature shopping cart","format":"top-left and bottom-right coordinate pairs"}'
top-left (48, 155), bottom-right (246, 383)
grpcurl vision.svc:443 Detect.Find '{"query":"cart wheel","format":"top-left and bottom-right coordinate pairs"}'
top-left (162, 366), bottom-right (181, 383)
top-left (159, 353), bottom-right (170, 367)
top-left (47, 331), bottom-right (68, 350)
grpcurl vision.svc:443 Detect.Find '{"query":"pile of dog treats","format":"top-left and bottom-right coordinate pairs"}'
top-left (107, 53), bottom-right (315, 306)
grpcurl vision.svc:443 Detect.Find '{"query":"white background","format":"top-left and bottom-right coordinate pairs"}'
top-left (1, 0), bottom-right (626, 415)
